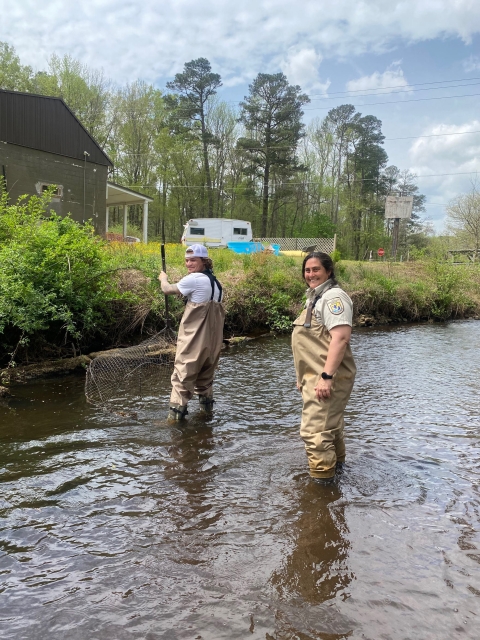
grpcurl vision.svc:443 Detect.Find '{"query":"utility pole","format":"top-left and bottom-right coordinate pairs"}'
top-left (83, 151), bottom-right (90, 222)
top-left (392, 217), bottom-right (400, 259)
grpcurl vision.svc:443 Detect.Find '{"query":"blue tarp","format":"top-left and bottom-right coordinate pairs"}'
top-left (227, 242), bottom-right (280, 255)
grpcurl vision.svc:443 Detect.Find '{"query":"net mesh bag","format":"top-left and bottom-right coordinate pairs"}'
top-left (85, 329), bottom-right (176, 417)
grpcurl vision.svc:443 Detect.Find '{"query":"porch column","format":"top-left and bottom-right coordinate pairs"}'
top-left (105, 207), bottom-right (109, 235)
top-left (123, 204), bottom-right (128, 239)
top-left (142, 199), bottom-right (149, 244)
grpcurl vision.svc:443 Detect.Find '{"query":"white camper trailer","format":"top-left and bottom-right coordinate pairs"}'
top-left (181, 218), bottom-right (253, 247)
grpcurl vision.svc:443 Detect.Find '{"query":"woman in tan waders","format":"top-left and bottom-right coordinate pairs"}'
top-left (292, 252), bottom-right (356, 485)
top-left (159, 244), bottom-right (225, 421)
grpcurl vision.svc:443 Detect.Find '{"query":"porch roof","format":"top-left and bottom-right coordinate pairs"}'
top-left (106, 182), bottom-right (154, 207)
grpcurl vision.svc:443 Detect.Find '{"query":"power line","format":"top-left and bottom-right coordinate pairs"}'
top-left (114, 129), bottom-right (480, 156)
top-left (303, 91), bottom-right (480, 111)
top-left (164, 89), bottom-right (475, 115)
top-left (122, 170), bottom-right (479, 191)
top-left (306, 75), bottom-right (480, 98)
top-left (217, 76), bottom-right (480, 103)
top-left (114, 80), bottom-right (480, 117)
top-left (308, 81), bottom-right (480, 102)
top-left (384, 130), bottom-right (480, 141)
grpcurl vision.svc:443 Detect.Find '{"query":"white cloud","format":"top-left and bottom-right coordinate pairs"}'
top-left (410, 122), bottom-right (480, 172)
top-left (463, 55), bottom-right (480, 72)
top-left (408, 122), bottom-right (480, 229)
top-left (1, 0), bottom-right (480, 86)
top-left (346, 62), bottom-right (411, 93)
top-left (280, 47), bottom-right (330, 94)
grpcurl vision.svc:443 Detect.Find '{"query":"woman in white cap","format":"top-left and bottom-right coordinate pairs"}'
top-left (158, 244), bottom-right (225, 420)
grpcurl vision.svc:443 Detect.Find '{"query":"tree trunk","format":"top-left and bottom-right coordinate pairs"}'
top-left (334, 136), bottom-right (344, 226)
top-left (262, 161), bottom-right (270, 237)
top-left (200, 113), bottom-right (214, 217)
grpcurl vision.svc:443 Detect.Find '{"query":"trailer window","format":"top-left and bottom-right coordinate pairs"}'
top-left (233, 228), bottom-right (248, 235)
top-left (190, 228), bottom-right (205, 235)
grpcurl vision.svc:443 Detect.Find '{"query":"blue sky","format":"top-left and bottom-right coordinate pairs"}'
top-left (1, 0), bottom-right (479, 231)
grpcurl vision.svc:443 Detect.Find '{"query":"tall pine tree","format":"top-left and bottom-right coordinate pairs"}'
top-left (166, 58), bottom-right (222, 217)
top-left (238, 73), bottom-right (309, 236)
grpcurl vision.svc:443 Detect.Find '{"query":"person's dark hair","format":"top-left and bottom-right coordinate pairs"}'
top-left (302, 252), bottom-right (337, 285)
top-left (202, 257), bottom-right (214, 271)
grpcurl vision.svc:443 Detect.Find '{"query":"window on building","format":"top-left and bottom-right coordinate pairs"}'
top-left (190, 227), bottom-right (205, 235)
top-left (233, 228), bottom-right (248, 235)
top-left (36, 182), bottom-right (63, 198)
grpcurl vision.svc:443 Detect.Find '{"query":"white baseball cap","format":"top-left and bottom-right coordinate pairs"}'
top-left (185, 244), bottom-right (208, 258)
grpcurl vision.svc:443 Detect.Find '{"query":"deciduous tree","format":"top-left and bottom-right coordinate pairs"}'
top-left (0, 42), bottom-right (33, 91)
top-left (447, 186), bottom-right (480, 258)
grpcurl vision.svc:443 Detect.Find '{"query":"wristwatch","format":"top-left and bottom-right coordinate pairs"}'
top-left (321, 372), bottom-right (334, 380)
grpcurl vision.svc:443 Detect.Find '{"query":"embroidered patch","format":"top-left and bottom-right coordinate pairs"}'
top-left (327, 298), bottom-right (345, 315)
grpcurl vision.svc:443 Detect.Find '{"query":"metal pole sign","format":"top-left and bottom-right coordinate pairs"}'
top-left (385, 196), bottom-right (413, 219)
top-left (385, 195), bottom-right (413, 260)
top-left (377, 248), bottom-right (385, 257)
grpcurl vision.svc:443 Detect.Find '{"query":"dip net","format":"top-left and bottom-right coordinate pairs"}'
top-left (85, 329), bottom-right (176, 417)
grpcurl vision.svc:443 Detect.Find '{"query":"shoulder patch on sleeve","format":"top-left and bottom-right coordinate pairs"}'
top-left (327, 297), bottom-right (345, 315)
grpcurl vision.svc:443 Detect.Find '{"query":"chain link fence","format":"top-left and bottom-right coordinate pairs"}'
top-left (253, 237), bottom-right (336, 253)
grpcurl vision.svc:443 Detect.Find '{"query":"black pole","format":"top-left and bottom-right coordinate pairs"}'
top-left (161, 220), bottom-right (170, 330)
top-left (392, 217), bottom-right (400, 260)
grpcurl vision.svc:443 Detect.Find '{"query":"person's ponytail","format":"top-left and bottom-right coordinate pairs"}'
top-left (202, 257), bottom-right (214, 272)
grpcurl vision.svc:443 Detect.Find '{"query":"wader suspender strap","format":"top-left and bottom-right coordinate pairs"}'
top-left (202, 270), bottom-right (223, 302)
top-left (303, 282), bottom-right (337, 328)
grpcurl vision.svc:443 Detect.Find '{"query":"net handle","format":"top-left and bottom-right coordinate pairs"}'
top-left (161, 220), bottom-right (171, 330)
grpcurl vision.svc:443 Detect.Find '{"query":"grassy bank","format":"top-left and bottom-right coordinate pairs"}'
top-left (1, 193), bottom-right (479, 367)
top-left (337, 259), bottom-right (480, 325)
top-left (113, 244), bottom-right (480, 328)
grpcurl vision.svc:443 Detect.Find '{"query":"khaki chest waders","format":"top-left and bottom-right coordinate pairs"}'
top-left (292, 305), bottom-right (356, 479)
top-left (170, 274), bottom-right (225, 411)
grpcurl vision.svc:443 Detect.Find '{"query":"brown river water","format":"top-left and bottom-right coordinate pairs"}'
top-left (0, 321), bottom-right (479, 639)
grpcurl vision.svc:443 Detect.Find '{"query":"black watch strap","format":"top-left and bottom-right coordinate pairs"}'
top-left (321, 372), bottom-right (334, 380)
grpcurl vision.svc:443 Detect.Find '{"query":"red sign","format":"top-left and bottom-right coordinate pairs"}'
top-left (377, 248), bottom-right (385, 257)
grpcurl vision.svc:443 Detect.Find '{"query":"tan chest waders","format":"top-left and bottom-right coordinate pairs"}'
top-left (292, 302), bottom-right (356, 479)
top-left (170, 272), bottom-right (225, 414)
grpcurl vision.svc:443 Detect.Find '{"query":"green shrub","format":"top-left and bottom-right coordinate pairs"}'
top-left (0, 191), bottom-right (122, 361)
top-left (223, 253), bottom-right (304, 333)
top-left (331, 249), bottom-right (341, 263)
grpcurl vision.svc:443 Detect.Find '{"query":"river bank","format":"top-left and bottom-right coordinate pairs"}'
top-left (1, 241), bottom-right (480, 375)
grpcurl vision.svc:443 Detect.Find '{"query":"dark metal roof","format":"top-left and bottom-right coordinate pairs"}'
top-left (0, 89), bottom-right (112, 167)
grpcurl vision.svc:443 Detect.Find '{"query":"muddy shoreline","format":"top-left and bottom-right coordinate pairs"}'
top-left (2, 314), bottom-right (479, 386)
top-left (0, 336), bottom-right (260, 385)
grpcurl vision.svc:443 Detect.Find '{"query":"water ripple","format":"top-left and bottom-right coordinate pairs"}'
top-left (0, 321), bottom-right (479, 638)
